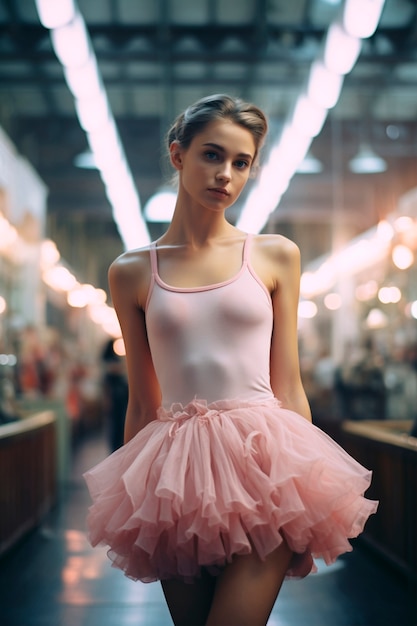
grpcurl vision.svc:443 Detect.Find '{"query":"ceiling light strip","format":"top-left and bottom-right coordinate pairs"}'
top-left (34, 0), bottom-right (150, 250)
top-left (237, 0), bottom-right (386, 233)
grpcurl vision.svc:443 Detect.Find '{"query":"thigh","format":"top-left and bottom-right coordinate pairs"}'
top-left (206, 540), bottom-right (293, 626)
top-left (161, 568), bottom-right (217, 626)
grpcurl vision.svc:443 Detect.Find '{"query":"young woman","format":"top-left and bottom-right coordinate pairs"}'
top-left (84, 94), bottom-right (378, 626)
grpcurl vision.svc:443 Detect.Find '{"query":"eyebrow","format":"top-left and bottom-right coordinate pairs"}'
top-left (202, 142), bottom-right (254, 161)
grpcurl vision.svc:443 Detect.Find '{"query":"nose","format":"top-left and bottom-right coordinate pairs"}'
top-left (216, 161), bottom-right (232, 181)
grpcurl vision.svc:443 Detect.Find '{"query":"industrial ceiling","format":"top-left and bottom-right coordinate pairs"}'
top-left (1, 0), bottom-right (416, 292)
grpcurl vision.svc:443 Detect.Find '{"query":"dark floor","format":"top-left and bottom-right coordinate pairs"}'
top-left (1, 432), bottom-right (415, 626)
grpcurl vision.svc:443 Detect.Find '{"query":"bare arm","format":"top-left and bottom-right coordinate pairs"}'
top-left (108, 253), bottom-right (161, 443)
top-left (253, 235), bottom-right (312, 422)
top-left (270, 239), bottom-right (311, 421)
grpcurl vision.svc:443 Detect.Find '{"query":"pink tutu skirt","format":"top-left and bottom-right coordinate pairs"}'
top-left (83, 397), bottom-right (378, 583)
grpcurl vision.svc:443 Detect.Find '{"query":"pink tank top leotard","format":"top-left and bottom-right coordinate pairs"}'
top-left (145, 235), bottom-right (275, 409)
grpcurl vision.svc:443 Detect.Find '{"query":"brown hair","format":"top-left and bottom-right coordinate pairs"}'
top-left (167, 94), bottom-right (268, 170)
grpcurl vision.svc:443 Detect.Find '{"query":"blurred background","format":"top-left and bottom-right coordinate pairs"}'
top-left (0, 1), bottom-right (416, 624)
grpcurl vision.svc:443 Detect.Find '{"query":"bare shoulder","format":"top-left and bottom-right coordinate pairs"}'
top-left (249, 233), bottom-right (300, 293)
top-left (108, 245), bottom-right (153, 308)
top-left (253, 233), bottom-right (300, 263)
top-left (109, 245), bottom-right (151, 278)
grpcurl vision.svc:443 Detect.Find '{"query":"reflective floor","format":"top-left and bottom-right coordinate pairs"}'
top-left (0, 433), bottom-right (415, 626)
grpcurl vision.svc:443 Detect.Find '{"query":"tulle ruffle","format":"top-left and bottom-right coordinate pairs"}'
top-left (83, 397), bottom-right (378, 583)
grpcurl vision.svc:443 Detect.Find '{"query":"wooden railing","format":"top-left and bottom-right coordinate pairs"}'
top-left (341, 420), bottom-right (417, 582)
top-left (0, 411), bottom-right (57, 556)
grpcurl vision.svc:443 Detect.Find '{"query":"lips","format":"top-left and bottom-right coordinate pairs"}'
top-left (208, 187), bottom-right (230, 196)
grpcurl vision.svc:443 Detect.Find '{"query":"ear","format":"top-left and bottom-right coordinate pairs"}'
top-left (169, 141), bottom-right (183, 171)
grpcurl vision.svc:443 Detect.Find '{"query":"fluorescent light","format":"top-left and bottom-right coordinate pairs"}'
top-left (307, 60), bottom-right (344, 109)
top-left (50, 13), bottom-right (91, 68)
top-left (323, 22), bottom-right (362, 74)
top-left (74, 92), bottom-right (110, 132)
top-left (349, 144), bottom-right (387, 173)
top-left (237, 125), bottom-right (310, 231)
top-left (63, 55), bottom-right (102, 99)
top-left (237, 0), bottom-right (384, 235)
top-left (34, 0), bottom-right (152, 249)
top-left (101, 164), bottom-right (131, 197)
top-left (300, 220), bottom-right (393, 298)
top-left (343, 0), bottom-right (386, 39)
top-left (35, 0), bottom-right (76, 29)
top-left (87, 120), bottom-right (124, 170)
top-left (272, 125), bottom-right (312, 175)
top-left (291, 94), bottom-right (327, 137)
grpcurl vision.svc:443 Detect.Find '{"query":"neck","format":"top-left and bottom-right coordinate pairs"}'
top-left (163, 200), bottom-right (237, 248)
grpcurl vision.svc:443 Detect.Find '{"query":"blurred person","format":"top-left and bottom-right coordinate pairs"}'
top-left (311, 348), bottom-right (337, 420)
top-left (65, 358), bottom-right (87, 439)
top-left (337, 336), bottom-right (386, 421)
top-left (101, 338), bottom-right (128, 451)
top-left (83, 94), bottom-right (378, 626)
top-left (384, 345), bottom-right (417, 420)
top-left (17, 325), bottom-right (53, 397)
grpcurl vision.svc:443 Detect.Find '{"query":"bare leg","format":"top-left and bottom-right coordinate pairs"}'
top-left (161, 568), bottom-right (217, 626)
top-left (205, 540), bottom-right (293, 626)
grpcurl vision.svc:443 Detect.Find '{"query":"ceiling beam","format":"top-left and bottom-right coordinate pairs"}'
top-left (0, 22), bottom-right (415, 63)
top-left (1, 0), bottom-right (59, 114)
top-left (1, 74), bottom-right (415, 89)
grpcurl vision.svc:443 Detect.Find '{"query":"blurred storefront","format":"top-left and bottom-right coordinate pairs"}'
top-left (0, 127), bottom-right (121, 555)
top-left (296, 189), bottom-right (417, 585)
top-left (298, 187), bottom-right (417, 426)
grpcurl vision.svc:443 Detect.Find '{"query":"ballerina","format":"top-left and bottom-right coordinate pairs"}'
top-left (84, 93), bottom-right (378, 626)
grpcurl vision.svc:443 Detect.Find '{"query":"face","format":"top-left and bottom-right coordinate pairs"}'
top-left (170, 119), bottom-right (256, 212)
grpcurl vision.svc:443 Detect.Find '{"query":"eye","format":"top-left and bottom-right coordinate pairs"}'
top-left (234, 159), bottom-right (250, 170)
top-left (204, 151), bottom-right (218, 161)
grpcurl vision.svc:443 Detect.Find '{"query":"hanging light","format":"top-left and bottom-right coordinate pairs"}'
top-left (324, 293), bottom-right (342, 310)
top-left (73, 149), bottom-right (97, 169)
top-left (298, 301), bottom-right (318, 319)
top-left (144, 187), bottom-right (177, 222)
top-left (366, 308), bottom-right (388, 329)
top-left (378, 286), bottom-right (401, 304)
top-left (392, 244), bottom-right (414, 270)
top-left (296, 151), bottom-right (323, 174)
top-left (349, 144), bottom-right (387, 173)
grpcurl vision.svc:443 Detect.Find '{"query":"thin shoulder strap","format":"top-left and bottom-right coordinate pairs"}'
top-left (243, 233), bottom-right (253, 263)
top-left (145, 243), bottom-right (158, 312)
top-left (149, 241), bottom-right (158, 277)
top-left (242, 233), bottom-right (271, 301)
